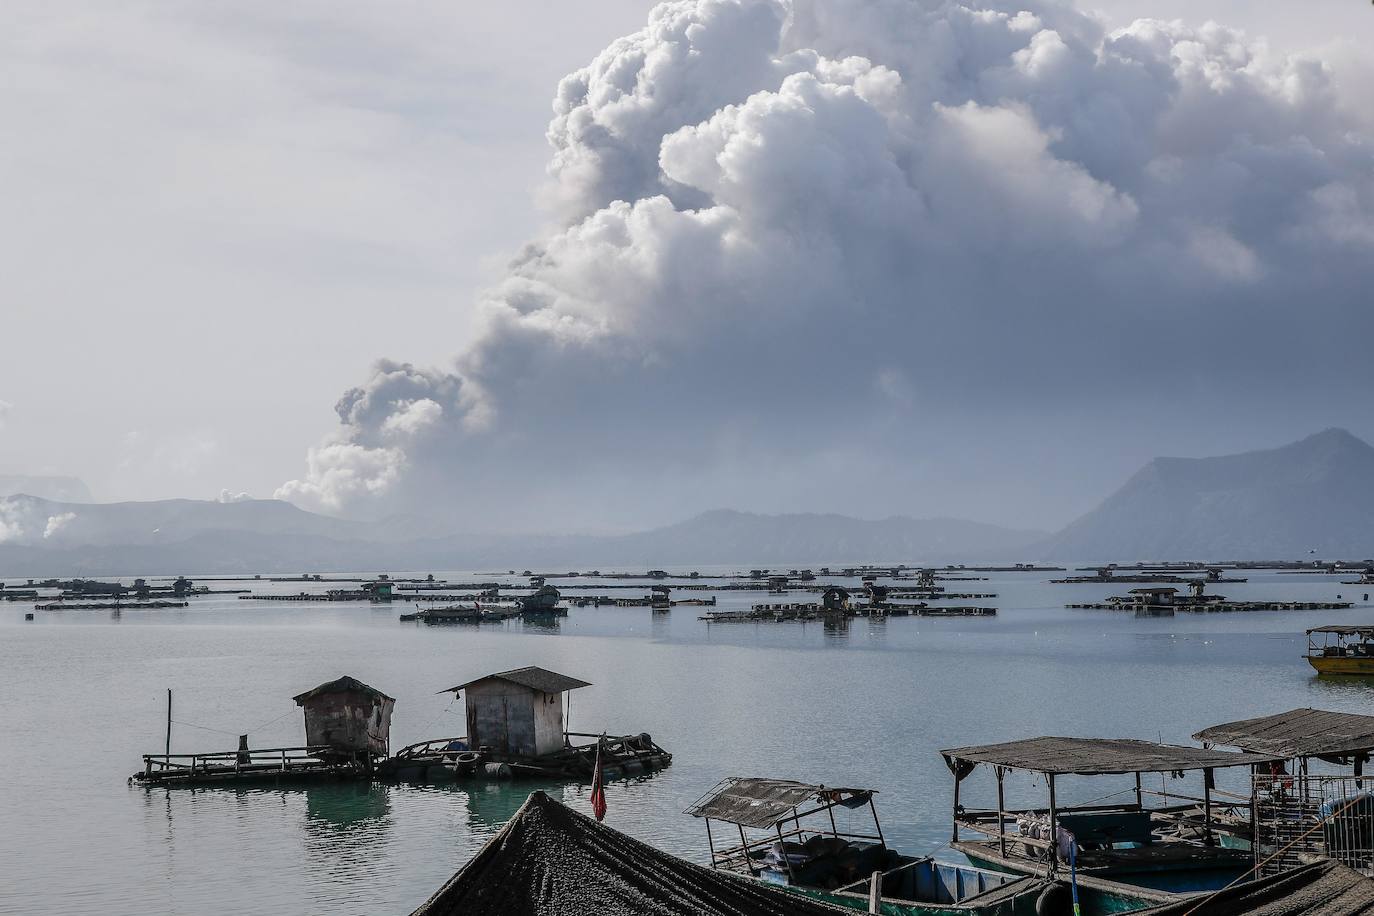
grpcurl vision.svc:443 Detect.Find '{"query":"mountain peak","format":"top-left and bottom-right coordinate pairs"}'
top-left (1046, 429), bottom-right (1374, 561)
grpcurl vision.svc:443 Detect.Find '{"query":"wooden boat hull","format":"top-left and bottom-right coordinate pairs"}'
top-left (955, 840), bottom-right (1248, 896)
top-left (1308, 655), bottom-right (1374, 676)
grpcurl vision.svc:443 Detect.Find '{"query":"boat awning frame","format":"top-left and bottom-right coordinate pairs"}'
top-left (684, 777), bottom-right (875, 829)
top-left (940, 736), bottom-right (1278, 778)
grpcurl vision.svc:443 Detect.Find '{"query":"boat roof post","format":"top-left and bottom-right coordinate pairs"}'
top-left (1202, 768), bottom-right (1214, 847)
top-left (868, 794), bottom-right (887, 850)
top-left (704, 817), bottom-right (717, 868)
top-left (738, 823), bottom-right (756, 876)
top-left (776, 822), bottom-right (797, 884)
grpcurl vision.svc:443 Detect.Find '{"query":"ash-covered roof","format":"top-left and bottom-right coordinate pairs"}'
top-left (443, 666), bottom-right (591, 695)
top-left (940, 737), bottom-right (1276, 776)
top-left (409, 790), bottom-right (848, 916)
top-left (291, 675), bottom-right (394, 705)
top-left (1194, 708), bottom-right (1374, 760)
top-left (684, 778), bottom-right (873, 829)
top-left (1127, 861), bottom-right (1374, 915)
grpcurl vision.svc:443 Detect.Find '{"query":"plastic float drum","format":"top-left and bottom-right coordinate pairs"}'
top-left (482, 762), bottom-right (512, 780)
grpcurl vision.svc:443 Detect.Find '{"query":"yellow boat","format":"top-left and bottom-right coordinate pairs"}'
top-left (1306, 625), bottom-right (1374, 675)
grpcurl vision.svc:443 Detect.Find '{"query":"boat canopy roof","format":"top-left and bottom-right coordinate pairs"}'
top-left (684, 777), bottom-right (874, 829)
top-left (1308, 626), bottom-right (1374, 636)
top-left (1194, 708), bottom-right (1374, 761)
top-left (940, 737), bottom-right (1277, 777)
top-left (1124, 860), bottom-right (1374, 915)
top-left (409, 790), bottom-right (848, 916)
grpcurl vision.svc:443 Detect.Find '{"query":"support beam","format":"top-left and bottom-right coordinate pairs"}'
top-left (1135, 771), bottom-right (1143, 810)
top-left (1202, 768), bottom-right (1214, 847)
top-left (952, 773), bottom-right (962, 843)
top-left (996, 767), bottom-right (1007, 858)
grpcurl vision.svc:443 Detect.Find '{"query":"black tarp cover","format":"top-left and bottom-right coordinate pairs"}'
top-left (409, 790), bottom-right (849, 916)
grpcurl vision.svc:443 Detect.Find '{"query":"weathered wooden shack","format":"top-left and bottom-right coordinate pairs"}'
top-left (292, 675), bottom-right (395, 759)
top-left (445, 667), bottom-right (590, 758)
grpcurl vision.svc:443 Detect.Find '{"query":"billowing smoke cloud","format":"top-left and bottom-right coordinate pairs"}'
top-left (280, 0), bottom-right (1374, 530)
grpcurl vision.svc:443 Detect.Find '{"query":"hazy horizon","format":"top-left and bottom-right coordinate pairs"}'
top-left (4, 0), bottom-right (1373, 533)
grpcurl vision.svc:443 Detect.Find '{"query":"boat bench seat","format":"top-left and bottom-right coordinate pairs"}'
top-left (1058, 811), bottom-right (1153, 848)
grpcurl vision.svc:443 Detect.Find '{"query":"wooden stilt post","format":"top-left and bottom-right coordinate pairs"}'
top-left (996, 767), bottom-right (1007, 858)
top-left (165, 689), bottom-right (172, 764)
top-left (1135, 771), bottom-right (1143, 810)
top-left (868, 870), bottom-right (883, 914)
top-left (1203, 768), bottom-right (1214, 847)
top-left (1047, 774), bottom-right (1059, 869)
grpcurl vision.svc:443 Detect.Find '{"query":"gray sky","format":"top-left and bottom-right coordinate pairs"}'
top-left (2, 0), bottom-right (1372, 532)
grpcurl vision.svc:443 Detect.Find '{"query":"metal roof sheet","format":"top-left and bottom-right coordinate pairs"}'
top-left (1194, 708), bottom-right (1374, 759)
top-left (291, 675), bottom-right (394, 705)
top-left (684, 777), bottom-right (874, 829)
top-left (940, 736), bottom-right (1277, 775)
top-left (1309, 626), bottom-right (1374, 636)
top-left (443, 666), bottom-right (591, 695)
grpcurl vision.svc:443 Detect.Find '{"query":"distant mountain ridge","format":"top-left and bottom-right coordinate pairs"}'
top-left (1041, 428), bottom-right (1374, 561)
top-left (0, 498), bottom-right (1045, 575)
top-left (0, 475), bottom-right (92, 502)
top-left (7, 428), bottom-right (1374, 574)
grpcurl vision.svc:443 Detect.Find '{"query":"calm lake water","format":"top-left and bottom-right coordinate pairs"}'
top-left (4, 566), bottom-right (1374, 915)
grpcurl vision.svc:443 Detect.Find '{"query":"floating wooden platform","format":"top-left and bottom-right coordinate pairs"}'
top-left (378, 732), bottom-right (671, 783)
top-left (132, 746), bottom-right (372, 787)
top-left (35, 600), bottom-right (189, 610)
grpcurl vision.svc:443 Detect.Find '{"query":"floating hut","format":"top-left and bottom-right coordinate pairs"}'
top-left (457, 666), bottom-right (589, 758)
top-left (379, 667), bottom-right (671, 782)
top-left (292, 675), bottom-right (395, 761)
top-left (133, 674), bottom-right (395, 786)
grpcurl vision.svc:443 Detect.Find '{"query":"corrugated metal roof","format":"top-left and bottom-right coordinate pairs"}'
top-left (443, 666), bottom-right (592, 695)
top-left (1194, 708), bottom-right (1374, 759)
top-left (1309, 626), bottom-right (1374, 636)
top-left (940, 737), bottom-right (1277, 775)
top-left (410, 791), bottom-right (850, 916)
top-left (291, 675), bottom-right (394, 705)
top-left (683, 777), bottom-right (874, 829)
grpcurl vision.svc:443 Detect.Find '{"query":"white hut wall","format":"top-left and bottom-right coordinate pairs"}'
top-left (532, 690), bottom-right (565, 756)
top-left (465, 681), bottom-right (539, 755)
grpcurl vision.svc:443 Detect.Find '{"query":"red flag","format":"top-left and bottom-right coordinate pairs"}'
top-left (590, 739), bottom-right (607, 822)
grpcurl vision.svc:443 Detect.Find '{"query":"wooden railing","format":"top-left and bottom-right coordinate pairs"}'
top-left (141, 745), bottom-right (339, 778)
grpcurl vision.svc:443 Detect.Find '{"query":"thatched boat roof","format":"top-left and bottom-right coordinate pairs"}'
top-left (409, 791), bottom-right (848, 916)
top-left (1128, 861), bottom-right (1374, 915)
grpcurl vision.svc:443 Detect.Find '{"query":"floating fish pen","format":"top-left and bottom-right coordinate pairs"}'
top-left (1067, 583), bottom-right (1353, 613)
top-left (570, 595), bottom-right (717, 608)
top-left (1068, 599), bottom-right (1354, 612)
top-left (398, 604), bottom-right (563, 623)
top-left (377, 667), bottom-right (671, 783)
top-left (133, 676), bottom-right (395, 787)
top-left (37, 599), bottom-right (188, 610)
top-left (886, 591), bottom-right (997, 600)
top-left (704, 603), bottom-right (995, 622)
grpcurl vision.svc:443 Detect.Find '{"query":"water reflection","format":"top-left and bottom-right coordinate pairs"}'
top-left (304, 783), bottom-right (392, 831)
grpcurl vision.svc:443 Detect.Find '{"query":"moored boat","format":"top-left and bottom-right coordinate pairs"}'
top-left (1306, 627), bottom-right (1374, 676)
